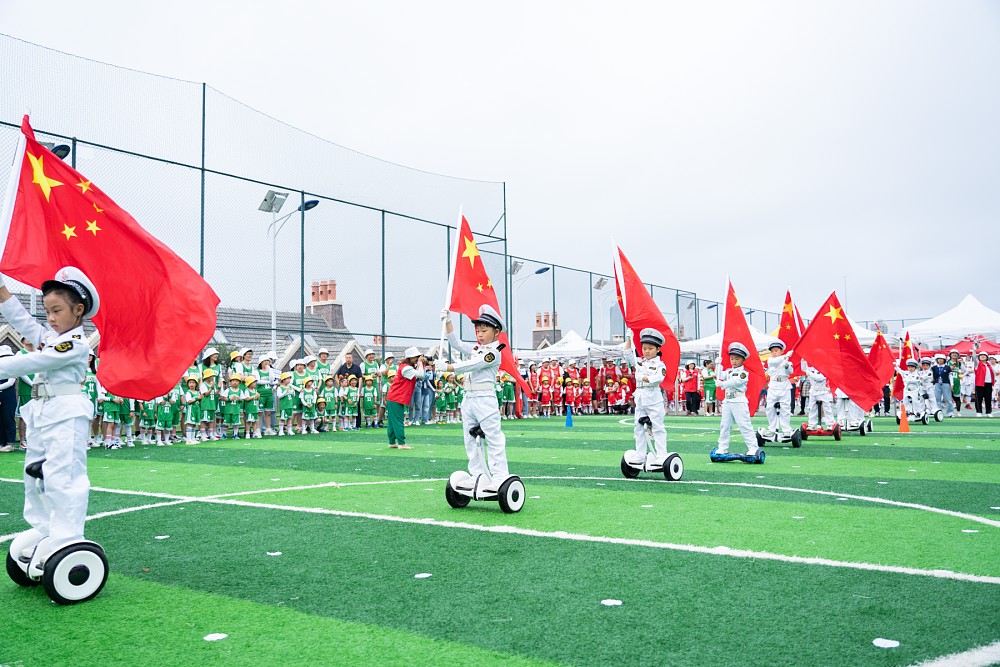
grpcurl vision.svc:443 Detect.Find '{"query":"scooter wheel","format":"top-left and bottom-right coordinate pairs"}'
top-left (832, 424), bottom-right (842, 441)
top-left (921, 414), bottom-right (929, 425)
top-left (934, 410), bottom-right (943, 422)
top-left (791, 430), bottom-right (802, 448)
top-left (866, 420), bottom-right (874, 433)
top-left (42, 543), bottom-right (108, 605)
top-left (800, 429), bottom-right (809, 441)
top-left (620, 456), bottom-right (640, 479)
top-left (445, 481), bottom-right (470, 509)
top-left (895, 415), bottom-right (901, 425)
top-left (6, 552), bottom-right (38, 587)
top-left (858, 423), bottom-right (866, 436)
top-left (497, 477), bottom-right (525, 514)
top-left (662, 454), bottom-right (684, 481)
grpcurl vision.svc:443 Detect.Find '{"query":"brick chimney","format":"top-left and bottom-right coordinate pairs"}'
top-left (532, 310), bottom-right (561, 349)
top-left (308, 279), bottom-right (346, 329)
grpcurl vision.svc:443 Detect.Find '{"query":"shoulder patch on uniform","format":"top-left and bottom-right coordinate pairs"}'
top-left (54, 341), bottom-right (73, 353)
top-left (484, 352), bottom-right (496, 363)
top-left (72, 334), bottom-right (82, 340)
top-left (740, 372), bottom-right (747, 379)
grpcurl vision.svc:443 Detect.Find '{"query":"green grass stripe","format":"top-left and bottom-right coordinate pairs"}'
top-left (41, 501), bottom-right (1000, 667)
top-left (0, 575), bottom-right (561, 667)
top-left (232, 481), bottom-right (1000, 578)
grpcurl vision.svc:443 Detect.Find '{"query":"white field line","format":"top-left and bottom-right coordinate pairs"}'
top-left (1, 477), bottom-right (997, 584)
top-left (907, 641), bottom-right (1000, 667)
top-left (195, 496), bottom-right (1000, 586)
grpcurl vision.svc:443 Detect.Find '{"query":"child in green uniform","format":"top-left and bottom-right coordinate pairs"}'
top-left (291, 359), bottom-right (309, 433)
top-left (200, 348), bottom-right (222, 438)
top-left (495, 374), bottom-right (504, 409)
top-left (361, 376), bottom-right (378, 428)
top-left (83, 360), bottom-right (100, 448)
top-left (502, 373), bottom-right (516, 419)
top-left (101, 389), bottom-right (123, 449)
top-left (120, 398), bottom-right (136, 447)
top-left (155, 395), bottom-right (174, 446)
top-left (139, 400), bottom-right (156, 445)
top-left (182, 375), bottom-right (203, 444)
top-left (243, 376), bottom-right (261, 439)
top-left (316, 350), bottom-right (334, 380)
top-left (200, 369), bottom-right (220, 440)
top-left (453, 374), bottom-right (465, 423)
top-left (169, 381), bottom-right (182, 442)
top-left (220, 373), bottom-right (244, 439)
top-left (256, 355), bottom-right (277, 436)
top-left (276, 372), bottom-right (298, 436)
top-left (446, 373), bottom-right (460, 423)
top-left (345, 377), bottom-right (360, 432)
top-left (320, 376), bottom-right (338, 432)
top-left (300, 378), bottom-right (318, 434)
top-left (434, 378), bottom-right (447, 424)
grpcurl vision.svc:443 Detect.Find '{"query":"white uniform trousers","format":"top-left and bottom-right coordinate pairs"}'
top-left (765, 385), bottom-right (792, 432)
top-left (23, 414), bottom-right (91, 549)
top-left (807, 392), bottom-right (834, 428)
top-left (718, 400), bottom-right (758, 454)
top-left (633, 392), bottom-right (667, 460)
top-left (461, 395), bottom-right (508, 480)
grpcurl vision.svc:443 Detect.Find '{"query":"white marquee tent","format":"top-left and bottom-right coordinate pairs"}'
top-left (902, 295), bottom-right (1000, 344)
top-left (679, 325), bottom-right (781, 356)
top-left (515, 330), bottom-right (623, 363)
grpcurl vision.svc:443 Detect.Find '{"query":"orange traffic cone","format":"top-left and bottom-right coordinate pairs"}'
top-left (899, 405), bottom-right (910, 433)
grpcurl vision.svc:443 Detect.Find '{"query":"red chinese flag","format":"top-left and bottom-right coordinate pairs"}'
top-left (867, 327), bottom-right (896, 389)
top-left (892, 332), bottom-right (914, 400)
top-left (613, 245), bottom-right (681, 386)
top-left (777, 290), bottom-right (804, 378)
top-left (795, 292), bottom-right (884, 410)
top-left (447, 215), bottom-right (530, 399)
top-left (0, 116), bottom-right (219, 400)
top-left (720, 280), bottom-right (766, 416)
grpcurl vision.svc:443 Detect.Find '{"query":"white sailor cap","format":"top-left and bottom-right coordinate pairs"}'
top-left (727, 342), bottom-right (749, 359)
top-left (471, 304), bottom-right (504, 331)
top-left (919, 357), bottom-right (932, 364)
top-left (906, 358), bottom-right (919, 367)
top-left (639, 328), bottom-right (664, 347)
top-left (42, 266), bottom-right (100, 319)
top-left (768, 340), bottom-right (786, 352)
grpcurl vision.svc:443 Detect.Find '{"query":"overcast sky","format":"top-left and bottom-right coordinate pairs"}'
top-left (2, 0), bottom-right (998, 330)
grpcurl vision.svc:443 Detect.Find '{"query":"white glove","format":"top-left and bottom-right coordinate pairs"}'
top-left (440, 308), bottom-right (451, 322)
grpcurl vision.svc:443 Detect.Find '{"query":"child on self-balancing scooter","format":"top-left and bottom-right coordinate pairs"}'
top-left (619, 329), bottom-right (684, 480)
top-left (756, 340), bottom-right (802, 448)
top-left (2, 268), bottom-right (109, 605)
top-left (710, 343), bottom-right (765, 464)
top-left (441, 305), bottom-right (525, 513)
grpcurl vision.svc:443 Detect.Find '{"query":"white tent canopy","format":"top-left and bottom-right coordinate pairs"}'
top-left (679, 325), bottom-right (781, 356)
top-left (515, 330), bottom-right (622, 363)
top-left (845, 317), bottom-right (900, 348)
top-left (902, 295), bottom-right (1000, 344)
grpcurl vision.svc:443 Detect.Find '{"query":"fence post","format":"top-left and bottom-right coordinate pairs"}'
top-left (588, 271), bottom-right (593, 340)
top-left (199, 82), bottom-right (206, 278)
top-left (299, 191), bottom-right (306, 356)
top-left (381, 210), bottom-right (386, 361)
top-left (551, 266), bottom-right (557, 344)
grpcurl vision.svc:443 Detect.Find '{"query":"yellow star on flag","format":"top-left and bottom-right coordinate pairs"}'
top-left (85, 220), bottom-right (101, 236)
top-left (476, 283), bottom-right (484, 293)
top-left (77, 180), bottom-right (92, 194)
top-left (784, 324), bottom-right (792, 330)
top-left (844, 334), bottom-right (851, 341)
top-left (823, 305), bottom-right (843, 324)
top-left (461, 236), bottom-right (479, 268)
top-left (833, 333), bottom-right (840, 340)
top-left (782, 301), bottom-right (794, 315)
top-left (486, 279), bottom-right (493, 289)
top-left (93, 202), bottom-right (104, 214)
top-left (733, 298), bottom-right (741, 308)
top-left (60, 224), bottom-right (77, 241)
top-left (27, 152), bottom-right (63, 202)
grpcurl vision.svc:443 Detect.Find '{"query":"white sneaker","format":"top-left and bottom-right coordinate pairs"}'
top-left (310, 427), bottom-right (319, 434)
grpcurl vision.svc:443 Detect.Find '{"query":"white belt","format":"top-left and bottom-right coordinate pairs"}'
top-left (31, 383), bottom-right (82, 400)
top-left (465, 382), bottom-right (494, 391)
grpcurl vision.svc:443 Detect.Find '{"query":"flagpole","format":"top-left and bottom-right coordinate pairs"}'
top-left (439, 205), bottom-right (463, 359)
top-left (611, 238), bottom-right (627, 349)
top-left (0, 117), bottom-right (28, 248)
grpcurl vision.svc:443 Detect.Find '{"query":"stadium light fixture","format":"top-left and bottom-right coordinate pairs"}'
top-left (593, 277), bottom-right (608, 290)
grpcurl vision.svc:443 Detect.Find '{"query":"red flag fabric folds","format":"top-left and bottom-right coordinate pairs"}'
top-left (0, 116), bottom-right (219, 400)
top-left (892, 332), bottom-right (914, 400)
top-left (868, 327), bottom-right (896, 389)
top-left (720, 280), bottom-right (766, 417)
top-left (795, 292), bottom-right (884, 410)
top-left (447, 215), bottom-right (529, 398)
top-left (613, 245), bottom-right (681, 386)
top-left (777, 290), bottom-right (805, 378)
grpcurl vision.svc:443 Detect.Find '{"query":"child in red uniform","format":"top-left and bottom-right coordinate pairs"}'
top-left (564, 379), bottom-right (577, 414)
top-left (539, 376), bottom-right (552, 417)
top-left (553, 377), bottom-right (564, 416)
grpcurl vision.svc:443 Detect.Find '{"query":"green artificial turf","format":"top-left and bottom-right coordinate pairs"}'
top-left (0, 414), bottom-right (996, 666)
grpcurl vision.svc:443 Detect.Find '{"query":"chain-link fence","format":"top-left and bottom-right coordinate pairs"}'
top-left (0, 33), bottom-right (787, 367)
